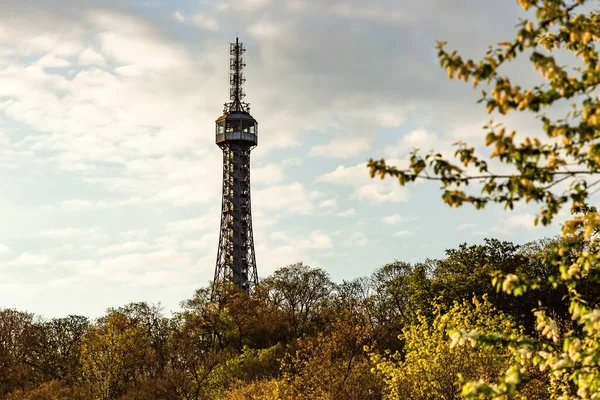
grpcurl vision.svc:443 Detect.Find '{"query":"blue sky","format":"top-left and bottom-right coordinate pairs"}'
top-left (0, 0), bottom-right (576, 317)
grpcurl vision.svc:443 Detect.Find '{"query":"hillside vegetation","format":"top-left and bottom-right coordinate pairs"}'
top-left (1, 236), bottom-right (599, 399)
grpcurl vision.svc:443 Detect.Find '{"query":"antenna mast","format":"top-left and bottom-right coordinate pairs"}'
top-left (225, 37), bottom-right (250, 113)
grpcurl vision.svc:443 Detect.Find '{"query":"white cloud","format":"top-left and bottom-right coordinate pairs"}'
top-left (354, 184), bottom-right (407, 203)
top-left (59, 197), bottom-right (145, 211)
top-left (269, 232), bottom-right (290, 242)
top-left (247, 19), bottom-right (285, 41)
top-left (52, 243), bottom-right (77, 253)
top-left (382, 214), bottom-right (418, 225)
top-left (385, 129), bottom-right (439, 158)
top-left (173, 11), bottom-right (185, 22)
top-left (37, 227), bottom-right (108, 241)
top-left (0, 244), bottom-right (12, 254)
top-left (255, 183), bottom-right (322, 214)
top-left (241, 0), bottom-right (272, 9)
top-left (491, 213), bottom-right (538, 234)
top-left (166, 214), bottom-right (219, 234)
top-left (253, 163), bottom-right (285, 185)
top-left (90, 11), bottom-right (191, 72)
top-left (119, 230), bottom-right (148, 240)
top-left (7, 252), bottom-right (50, 267)
top-left (35, 54), bottom-right (70, 68)
top-left (393, 230), bottom-right (413, 238)
top-left (336, 208), bottom-right (356, 217)
top-left (0, 12), bottom-right (85, 58)
top-left (192, 14), bottom-right (219, 31)
top-left (97, 241), bottom-right (154, 255)
top-left (318, 163), bottom-right (409, 204)
top-left (78, 48), bottom-right (105, 66)
top-left (182, 234), bottom-right (214, 251)
top-left (309, 135), bottom-right (371, 159)
top-left (254, 229), bottom-right (335, 276)
top-left (319, 198), bottom-right (337, 208)
top-left (57, 259), bottom-right (96, 269)
top-left (298, 231), bottom-right (333, 250)
top-left (330, 2), bottom-right (412, 24)
top-left (61, 199), bottom-right (93, 211)
top-left (70, 249), bottom-right (203, 286)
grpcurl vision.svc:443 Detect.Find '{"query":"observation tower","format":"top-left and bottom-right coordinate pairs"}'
top-left (212, 38), bottom-right (258, 296)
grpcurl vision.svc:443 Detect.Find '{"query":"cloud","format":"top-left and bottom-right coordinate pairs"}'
top-left (166, 214), bottom-right (219, 235)
top-left (0, 7), bottom-right (226, 210)
top-left (57, 259), bottom-right (97, 269)
top-left (298, 231), bottom-right (333, 250)
top-left (253, 163), bottom-right (285, 185)
top-left (254, 229), bottom-right (335, 275)
top-left (0, 244), bottom-right (12, 254)
top-left (0, 4), bottom-right (85, 58)
top-left (192, 14), bottom-right (219, 31)
top-left (393, 230), bottom-right (413, 238)
top-left (247, 19), bottom-right (285, 41)
top-left (354, 184), bottom-right (407, 203)
top-left (7, 252), bottom-right (50, 267)
top-left (37, 227), bottom-right (108, 241)
top-left (336, 208), bottom-right (356, 217)
top-left (309, 135), bottom-right (372, 159)
top-left (35, 54), bottom-right (70, 68)
top-left (269, 232), bottom-right (290, 242)
top-left (59, 197), bottom-right (145, 211)
top-left (382, 214), bottom-right (418, 225)
top-left (173, 11), bottom-right (185, 22)
top-left (96, 241), bottom-right (154, 256)
top-left (317, 162), bottom-right (409, 204)
top-left (254, 183), bottom-right (322, 214)
top-left (241, 0), bottom-right (272, 9)
top-left (319, 198), bottom-right (337, 208)
top-left (385, 129), bottom-right (439, 157)
top-left (61, 199), bottom-right (94, 211)
top-left (331, 2), bottom-right (410, 23)
top-left (88, 250), bottom-right (201, 286)
top-left (491, 213), bottom-right (538, 234)
top-left (78, 48), bottom-right (105, 66)
top-left (182, 234), bottom-right (215, 251)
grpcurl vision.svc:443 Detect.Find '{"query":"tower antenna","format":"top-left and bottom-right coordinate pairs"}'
top-left (225, 36), bottom-right (249, 113)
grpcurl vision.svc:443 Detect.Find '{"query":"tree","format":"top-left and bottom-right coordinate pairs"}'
top-left (282, 316), bottom-right (382, 400)
top-left (370, 296), bottom-right (542, 400)
top-left (369, 0), bottom-right (600, 397)
top-left (80, 309), bottom-right (153, 399)
top-left (4, 380), bottom-right (86, 400)
top-left (0, 309), bottom-right (37, 396)
top-left (26, 315), bottom-right (89, 385)
top-left (432, 239), bottom-right (549, 332)
top-left (262, 263), bottom-right (334, 340)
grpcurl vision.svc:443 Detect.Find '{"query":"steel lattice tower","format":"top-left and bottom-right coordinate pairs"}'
top-left (212, 38), bottom-right (258, 297)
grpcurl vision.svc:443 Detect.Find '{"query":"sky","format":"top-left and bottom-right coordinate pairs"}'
top-left (0, 0), bottom-right (584, 318)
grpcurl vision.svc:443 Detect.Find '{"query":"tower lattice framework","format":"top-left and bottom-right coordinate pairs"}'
top-left (212, 38), bottom-right (258, 297)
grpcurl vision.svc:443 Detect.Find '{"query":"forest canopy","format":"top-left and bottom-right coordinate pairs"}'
top-left (2, 237), bottom-right (597, 400)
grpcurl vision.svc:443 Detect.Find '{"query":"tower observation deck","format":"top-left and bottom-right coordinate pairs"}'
top-left (212, 38), bottom-right (258, 296)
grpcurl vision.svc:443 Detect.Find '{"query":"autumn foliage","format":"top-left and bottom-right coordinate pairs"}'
top-left (1, 237), bottom-right (599, 399)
